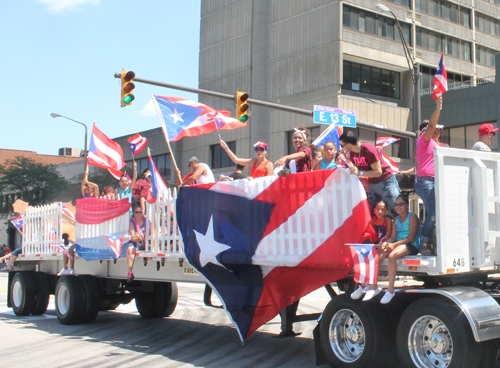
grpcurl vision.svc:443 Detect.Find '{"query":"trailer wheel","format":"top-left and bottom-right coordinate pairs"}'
top-left (135, 282), bottom-right (177, 318)
top-left (79, 275), bottom-right (100, 324)
top-left (161, 282), bottom-right (178, 317)
top-left (397, 297), bottom-right (497, 368)
top-left (33, 272), bottom-right (50, 316)
top-left (10, 272), bottom-right (36, 316)
top-left (319, 294), bottom-right (394, 368)
top-left (55, 275), bottom-right (85, 325)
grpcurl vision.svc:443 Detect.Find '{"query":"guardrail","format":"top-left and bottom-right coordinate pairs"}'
top-left (421, 76), bottom-right (495, 96)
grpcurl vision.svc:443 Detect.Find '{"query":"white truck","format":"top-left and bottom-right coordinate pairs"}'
top-left (6, 146), bottom-right (500, 368)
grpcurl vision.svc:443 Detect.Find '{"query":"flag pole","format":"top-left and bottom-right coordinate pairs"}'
top-left (151, 95), bottom-right (182, 185)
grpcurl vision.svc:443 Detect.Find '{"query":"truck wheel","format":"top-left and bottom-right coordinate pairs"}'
top-left (55, 275), bottom-right (85, 325)
top-left (33, 272), bottom-right (51, 315)
top-left (10, 272), bottom-right (36, 316)
top-left (79, 275), bottom-right (100, 324)
top-left (161, 282), bottom-right (178, 317)
top-left (319, 294), bottom-right (394, 368)
top-left (397, 297), bottom-right (497, 368)
top-left (136, 282), bottom-right (177, 318)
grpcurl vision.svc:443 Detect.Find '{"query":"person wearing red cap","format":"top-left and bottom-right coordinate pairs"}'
top-left (219, 138), bottom-right (274, 178)
top-left (472, 123), bottom-right (499, 152)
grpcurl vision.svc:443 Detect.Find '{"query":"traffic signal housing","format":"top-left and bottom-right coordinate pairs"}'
top-left (236, 91), bottom-right (249, 123)
top-left (120, 70), bottom-right (136, 107)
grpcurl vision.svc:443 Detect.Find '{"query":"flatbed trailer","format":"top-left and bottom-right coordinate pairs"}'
top-left (7, 146), bottom-right (500, 368)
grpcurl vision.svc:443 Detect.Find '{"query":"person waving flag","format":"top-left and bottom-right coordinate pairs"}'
top-left (432, 53), bottom-right (448, 99)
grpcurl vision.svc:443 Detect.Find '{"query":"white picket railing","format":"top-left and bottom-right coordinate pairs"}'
top-left (23, 202), bottom-right (65, 255)
top-left (144, 188), bottom-right (184, 255)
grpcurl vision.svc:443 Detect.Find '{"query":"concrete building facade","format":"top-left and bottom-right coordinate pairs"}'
top-left (124, 0), bottom-right (499, 183)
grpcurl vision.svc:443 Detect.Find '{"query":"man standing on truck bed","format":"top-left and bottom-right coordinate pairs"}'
top-left (339, 131), bottom-right (400, 218)
top-left (472, 123), bottom-right (498, 152)
top-left (415, 96), bottom-right (443, 255)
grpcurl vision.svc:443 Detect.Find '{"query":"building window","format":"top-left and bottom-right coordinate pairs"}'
top-left (125, 154), bottom-right (172, 179)
top-left (420, 65), bottom-right (471, 90)
top-left (287, 127), bottom-right (321, 155)
top-left (475, 12), bottom-right (500, 37)
top-left (476, 45), bottom-right (497, 67)
top-left (343, 5), bottom-right (411, 45)
top-left (343, 61), bottom-right (401, 99)
top-left (438, 123), bottom-right (498, 151)
top-left (416, 27), bottom-right (472, 62)
top-left (416, 0), bottom-right (471, 29)
top-left (211, 141), bottom-right (236, 169)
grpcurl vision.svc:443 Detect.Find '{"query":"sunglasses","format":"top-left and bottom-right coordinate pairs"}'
top-left (340, 143), bottom-right (346, 148)
top-left (134, 211), bottom-right (143, 214)
top-left (394, 202), bottom-right (408, 207)
top-left (255, 147), bottom-right (265, 152)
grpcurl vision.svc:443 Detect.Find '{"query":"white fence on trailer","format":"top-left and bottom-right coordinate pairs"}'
top-left (144, 187), bottom-right (184, 255)
top-left (23, 202), bottom-right (64, 255)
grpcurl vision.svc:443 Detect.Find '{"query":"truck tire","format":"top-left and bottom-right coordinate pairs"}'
top-left (161, 282), bottom-right (178, 317)
top-left (33, 272), bottom-right (51, 315)
top-left (10, 272), bottom-right (36, 316)
top-left (319, 294), bottom-right (394, 368)
top-left (55, 275), bottom-right (85, 325)
top-left (79, 275), bottom-right (100, 324)
top-left (135, 282), bottom-right (177, 318)
top-left (396, 297), bottom-right (497, 368)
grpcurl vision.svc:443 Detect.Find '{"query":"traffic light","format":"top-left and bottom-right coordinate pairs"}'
top-left (120, 70), bottom-right (135, 107)
top-left (236, 91), bottom-right (249, 123)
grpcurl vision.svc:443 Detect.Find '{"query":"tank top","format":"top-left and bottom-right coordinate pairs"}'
top-left (320, 158), bottom-right (337, 170)
top-left (131, 217), bottom-right (147, 245)
top-left (395, 213), bottom-right (421, 250)
top-left (195, 163), bottom-right (215, 184)
top-left (250, 159), bottom-right (270, 178)
top-left (371, 218), bottom-right (389, 242)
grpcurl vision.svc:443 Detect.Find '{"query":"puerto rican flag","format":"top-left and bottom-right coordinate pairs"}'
top-left (60, 204), bottom-right (76, 221)
top-left (313, 123), bottom-right (343, 150)
top-left (146, 154), bottom-right (170, 204)
top-left (11, 215), bottom-right (23, 233)
top-left (177, 169), bottom-right (371, 340)
top-left (376, 136), bottom-right (400, 173)
top-left (152, 95), bottom-right (246, 142)
top-left (87, 123), bottom-right (126, 180)
top-left (51, 243), bottom-right (73, 259)
top-left (104, 234), bottom-right (126, 258)
top-left (349, 244), bottom-right (379, 285)
top-left (127, 133), bottom-right (148, 156)
top-left (432, 53), bottom-right (448, 99)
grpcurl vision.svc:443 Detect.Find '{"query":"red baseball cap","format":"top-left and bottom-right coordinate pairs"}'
top-left (479, 123), bottom-right (499, 136)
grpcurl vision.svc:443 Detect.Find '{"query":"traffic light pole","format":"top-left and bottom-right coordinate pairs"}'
top-left (125, 76), bottom-right (416, 139)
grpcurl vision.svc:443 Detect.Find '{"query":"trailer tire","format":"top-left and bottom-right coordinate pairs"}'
top-left (161, 282), bottom-right (178, 317)
top-left (396, 297), bottom-right (496, 368)
top-left (10, 272), bottom-right (36, 316)
top-left (319, 294), bottom-right (394, 368)
top-left (55, 275), bottom-right (85, 325)
top-left (33, 272), bottom-right (50, 315)
top-left (79, 275), bottom-right (100, 324)
top-left (135, 282), bottom-right (177, 318)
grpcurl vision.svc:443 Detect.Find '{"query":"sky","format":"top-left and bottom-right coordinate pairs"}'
top-left (1, 0), bottom-right (201, 155)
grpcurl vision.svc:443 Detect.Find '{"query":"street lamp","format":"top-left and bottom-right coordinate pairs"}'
top-left (376, 4), bottom-right (421, 132)
top-left (50, 113), bottom-right (89, 157)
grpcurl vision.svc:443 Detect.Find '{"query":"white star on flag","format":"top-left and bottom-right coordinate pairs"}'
top-left (169, 109), bottom-right (184, 124)
top-left (194, 215), bottom-right (231, 269)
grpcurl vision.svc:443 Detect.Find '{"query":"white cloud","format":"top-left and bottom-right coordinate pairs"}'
top-left (38, 0), bottom-right (100, 13)
top-left (138, 99), bottom-right (157, 117)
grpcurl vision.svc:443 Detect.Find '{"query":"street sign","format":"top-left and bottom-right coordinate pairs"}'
top-left (313, 105), bottom-right (356, 128)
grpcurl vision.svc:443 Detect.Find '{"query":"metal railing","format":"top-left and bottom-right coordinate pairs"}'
top-left (421, 76), bottom-right (495, 96)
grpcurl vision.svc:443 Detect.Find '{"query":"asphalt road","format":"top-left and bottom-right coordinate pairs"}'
top-left (0, 272), bottom-right (331, 368)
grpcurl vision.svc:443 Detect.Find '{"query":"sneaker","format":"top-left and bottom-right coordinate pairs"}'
top-left (68, 268), bottom-right (76, 275)
top-left (351, 285), bottom-right (369, 300)
top-left (127, 272), bottom-right (134, 283)
top-left (57, 268), bottom-right (71, 276)
top-left (380, 291), bottom-right (396, 304)
top-left (362, 288), bottom-right (380, 301)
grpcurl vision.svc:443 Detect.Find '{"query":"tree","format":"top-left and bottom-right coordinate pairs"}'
top-left (0, 156), bottom-right (69, 217)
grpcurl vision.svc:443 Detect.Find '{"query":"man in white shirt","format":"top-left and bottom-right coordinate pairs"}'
top-left (472, 123), bottom-right (498, 151)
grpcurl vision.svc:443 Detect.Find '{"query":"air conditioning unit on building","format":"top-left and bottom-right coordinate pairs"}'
top-left (58, 147), bottom-right (85, 157)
